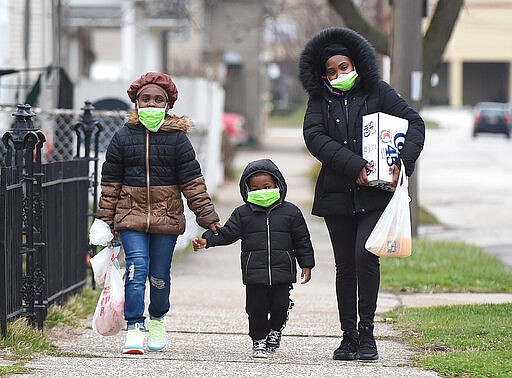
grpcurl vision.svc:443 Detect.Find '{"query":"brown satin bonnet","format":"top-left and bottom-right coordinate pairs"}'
top-left (127, 72), bottom-right (178, 108)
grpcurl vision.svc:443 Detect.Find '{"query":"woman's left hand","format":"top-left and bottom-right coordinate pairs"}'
top-left (389, 164), bottom-right (400, 187)
top-left (300, 268), bottom-right (312, 284)
top-left (209, 222), bottom-right (221, 235)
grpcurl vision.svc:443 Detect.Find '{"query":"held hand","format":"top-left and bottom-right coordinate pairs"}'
top-left (356, 163), bottom-right (372, 186)
top-left (300, 268), bottom-right (312, 284)
top-left (209, 222), bottom-right (221, 236)
top-left (192, 238), bottom-right (207, 251)
top-left (389, 164), bottom-right (400, 188)
top-left (107, 230), bottom-right (120, 247)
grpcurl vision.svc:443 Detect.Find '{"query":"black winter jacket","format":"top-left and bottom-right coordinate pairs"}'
top-left (202, 159), bottom-right (315, 285)
top-left (299, 27), bottom-right (425, 217)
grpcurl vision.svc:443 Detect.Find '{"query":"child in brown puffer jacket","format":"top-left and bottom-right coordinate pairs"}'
top-left (97, 71), bottom-right (220, 355)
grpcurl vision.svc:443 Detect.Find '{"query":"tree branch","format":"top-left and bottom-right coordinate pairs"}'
top-left (327, 0), bottom-right (389, 54)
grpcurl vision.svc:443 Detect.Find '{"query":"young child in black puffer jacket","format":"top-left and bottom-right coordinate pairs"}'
top-left (193, 158), bottom-right (315, 358)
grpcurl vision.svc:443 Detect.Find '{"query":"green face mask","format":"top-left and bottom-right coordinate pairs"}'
top-left (329, 70), bottom-right (358, 91)
top-left (247, 188), bottom-right (280, 207)
top-left (138, 106), bottom-right (167, 132)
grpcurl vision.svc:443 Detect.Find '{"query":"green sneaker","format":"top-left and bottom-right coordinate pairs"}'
top-left (147, 318), bottom-right (167, 351)
top-left (122, 323), bottom-right (145, 354)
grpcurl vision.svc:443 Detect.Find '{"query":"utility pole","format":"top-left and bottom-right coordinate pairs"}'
top-left (389, 0), bottom-right (423, 237)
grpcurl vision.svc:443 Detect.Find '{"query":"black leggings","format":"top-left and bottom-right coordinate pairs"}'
top-left (325, 209), bottom-right (383, 333)
top-left (245, 284), bottom-right (290, 340)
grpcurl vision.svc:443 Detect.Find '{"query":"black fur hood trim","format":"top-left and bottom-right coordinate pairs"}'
top-left (299, 27), bottom-right (381, 98)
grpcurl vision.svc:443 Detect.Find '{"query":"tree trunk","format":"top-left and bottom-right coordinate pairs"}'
top-left (422, 0), bottom-right (464, 105)
top-left (328, 0), bottom-right (464, 104)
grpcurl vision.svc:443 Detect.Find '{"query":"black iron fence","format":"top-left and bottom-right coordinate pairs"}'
top-left (0, 103), bottom-right (102, 337)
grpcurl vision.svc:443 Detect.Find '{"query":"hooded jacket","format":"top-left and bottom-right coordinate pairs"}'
top-left (202, 159), bottom-right (315, 285)
top-left (299, 27), bottom-right (425, 217)
top-left (97, 110), bottom-right (219, 234)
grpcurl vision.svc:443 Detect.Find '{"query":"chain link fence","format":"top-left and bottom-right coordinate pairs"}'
top-left (0, 106), bottom-right (209, 162)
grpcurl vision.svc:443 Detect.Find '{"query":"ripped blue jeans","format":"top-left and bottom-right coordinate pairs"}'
top-left (119, 230), bottom-right (177, 328)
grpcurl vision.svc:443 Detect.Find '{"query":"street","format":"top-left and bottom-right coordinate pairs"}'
top-left (418, 106), bottom-right (512, 268)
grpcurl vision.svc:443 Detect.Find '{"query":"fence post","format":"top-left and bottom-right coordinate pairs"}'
top-left (72, 101), bottom-right (102, 289)
top-left (2, 104), bottom-right (46, 330)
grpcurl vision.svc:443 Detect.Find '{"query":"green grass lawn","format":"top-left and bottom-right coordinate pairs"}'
top-left (268, 106), bottom-right (305, 128)
top-left (386, 304), bottom-right (512, 378)
top-left (381, 239), bottom-right (512, 377)
top-left (381, 239), bottom-right (512, 293)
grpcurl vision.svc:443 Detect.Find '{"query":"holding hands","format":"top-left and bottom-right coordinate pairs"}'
top-left (192, 237), bottom-right (207, 251)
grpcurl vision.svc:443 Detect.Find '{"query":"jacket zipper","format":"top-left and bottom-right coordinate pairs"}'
top-left (245, 251), bottom-right (252, 276)
top-left (145, 129), bottom-right (151, 232)
top-left (343, 98), bottom-right (349, 124)
top-left (266, 212), bottom-right (272, 285)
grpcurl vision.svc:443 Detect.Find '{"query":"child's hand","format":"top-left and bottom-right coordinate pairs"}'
top-left (300, 267), bottom-right (311, 284)
top-left (193, 237), bottom-right (207, 251)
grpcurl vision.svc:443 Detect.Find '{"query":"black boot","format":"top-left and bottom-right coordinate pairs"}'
top-left (333, 332), bottom-right (359, 360)
top-left (358, 324), bottom-right (379, 361)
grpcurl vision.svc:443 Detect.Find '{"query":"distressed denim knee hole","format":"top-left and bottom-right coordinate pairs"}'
top-left (150, 276), bottom-right (166, 290)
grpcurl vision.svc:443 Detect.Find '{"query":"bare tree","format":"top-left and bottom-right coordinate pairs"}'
top-left (327, 0), bottom-right (464, 104)
top-left (264, 0), bottom-right (343, 60)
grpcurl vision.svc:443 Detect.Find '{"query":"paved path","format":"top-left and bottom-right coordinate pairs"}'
top-left (15, 125), bottom-right (512, 377)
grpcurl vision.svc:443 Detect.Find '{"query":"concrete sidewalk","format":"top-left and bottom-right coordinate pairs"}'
top-left (17, 127), bottom-right (512, 377)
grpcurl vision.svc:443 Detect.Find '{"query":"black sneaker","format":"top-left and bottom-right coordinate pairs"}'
top-left (358, 324), bottom-right (379, 361)
top-left (252, 339), bottom-right (268, 358)
top-left (266, 329), bottom-right (281, 352)
top-left (333, 332), bottom-right (359, 360)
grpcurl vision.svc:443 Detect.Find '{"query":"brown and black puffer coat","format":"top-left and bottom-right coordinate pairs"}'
top-left (97, 111), bottom-right (219, 234)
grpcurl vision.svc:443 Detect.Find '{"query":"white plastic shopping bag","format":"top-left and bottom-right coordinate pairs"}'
top-left (89, 218), bottom-right (114, 246)
top-left (365, 164), bottom-right (412, 258)
top-left (90, 245), bottom-right (121, 287)
top-left (92, 264), bottom-right (125, 336)
top-left (91, 245), bottom-right (125, 336)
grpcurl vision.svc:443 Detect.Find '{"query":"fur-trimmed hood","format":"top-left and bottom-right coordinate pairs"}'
top-left (127, 110), bottom-right (192, 133)
top-left (299, 27), bottom-right (380, 98)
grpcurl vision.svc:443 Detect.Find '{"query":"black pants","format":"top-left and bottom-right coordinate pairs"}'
top-left (325, 209), bottom-right (383, 334)
top-left (245, 284), bottom-right (290, 340)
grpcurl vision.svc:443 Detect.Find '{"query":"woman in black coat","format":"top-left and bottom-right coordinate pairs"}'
top-left (299, 27), bottom-right (425, 361)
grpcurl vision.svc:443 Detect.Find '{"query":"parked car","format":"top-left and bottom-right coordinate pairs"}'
top-left (222, 112), bottom-right (248, 146)
top-left (472, 102), bottom-right (511, 139)
top-left (221, 112), bottom-right (248, 179)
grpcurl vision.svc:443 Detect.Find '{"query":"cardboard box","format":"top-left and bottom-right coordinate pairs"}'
top-left (362, 112), bottom-right (408, 191)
